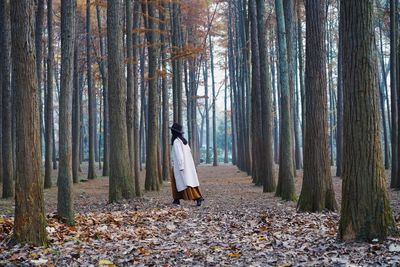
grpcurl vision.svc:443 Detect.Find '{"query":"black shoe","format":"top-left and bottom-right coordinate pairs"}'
top-left (172, 199), bottom-right (180, 205)
top-left (196, 197), bottom-right (204, 206)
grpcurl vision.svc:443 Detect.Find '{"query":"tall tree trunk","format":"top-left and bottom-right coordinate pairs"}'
top-left (297, 0), bottom-right (305, 146)
top-left (298, 0), bottom-right (337, 212)
top-left (283, 0), bottom-right (299, 173)
top-left (224, 53), bottom-right (229, 164)
top-left (57, 0), bottom-right (76, 224)
top-left (72, 31), bottom-right (80, 184)
top-left (143, 0), bottom-right (161, 191)
top-left (1, 0), bottom-right (14, 198)
top-left (336, 0), bottom-right (343, 177)
top-left (11, 0), bottom-right (47, 245)
top-left (107, 0), bottom-right (135, 202)
top-left (96, 5), bottom-right (109, 177)
top-left (160, 0), bottom-right (170, 181)
top-left (45, 0), bottom-right (54, 188)
top-left (87, 0), bottom-right (96, 179)
top-left (35, 0), bottom-right (45, 158)
top-left (208, 21), bottom-right (218, 167)
top-left (126, 0), bottom-right (136, 186)
top-left (204, 60), bottom-right (211, 164)
top-left (132, 1), bottom-right (141, 196)
top-left (275, 0), bottom-right (296, 201)
top-left (338, 0), bottom-right (396, 242)
top-left (390, 0), bottom-right (399, 188)
top-left (256, 0), bottom-right (275, 192)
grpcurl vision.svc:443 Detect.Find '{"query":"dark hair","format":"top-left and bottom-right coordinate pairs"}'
top-left (171, 131), bottom-right (188, 146)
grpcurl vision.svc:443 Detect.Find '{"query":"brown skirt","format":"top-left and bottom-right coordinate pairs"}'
top-left (170, 168), bottom-right (202, 201)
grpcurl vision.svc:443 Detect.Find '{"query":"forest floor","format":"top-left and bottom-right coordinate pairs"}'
top-left (1, 164), bottom-right (400, 266)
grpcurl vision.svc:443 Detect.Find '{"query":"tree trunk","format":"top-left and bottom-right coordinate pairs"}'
top-left (57, 0), bottom-right (76, 224)
top-left (35, 0), bottom-right (45, 158)
top-left (275, 0), bottom-right (296, 201)
top-left (298, 0), bottom-right (337, 212)
top-left (256, 0), bottom-right (275, 192)
top-left (87, 0), bottom-right (96, 179)
top-left (96, 5), bottom-right (109, 177)
top-left (1, 0), bottom-right (14, 198)
top-left (390, 0), bottom-right (399, 188)
top-left (143, 0), bottom-right (160, 191)
top-left (126, 0), bottom-right (135, 180)
top-left (132, 1), bottom-right (141, 196)
top-left (160, 0), bottom-right (170, 181)
top-left (11, 0), bottom-right (47, 245)
top-left (107, 0), bottom-right (135, 202)
top-left (45, 0), bottom-right (54, 188)
top-left (338, 0), bottom-right (396, 242)
top-left (224, 53), bottom-right (229, 164)
top-left (336, 0), bottom-right (343, 177)
top-left (208, 21), bottom-right (218, 167)
top-left (204, 60), bottom-right (211, 164)
top-left (72, 30), bottom-right (80, 184)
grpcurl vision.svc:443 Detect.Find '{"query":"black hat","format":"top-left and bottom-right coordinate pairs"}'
top-left (170, 123), bottom-right (184, 134)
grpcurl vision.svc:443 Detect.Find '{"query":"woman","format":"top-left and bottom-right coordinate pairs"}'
top-left (170, 123), bottom-right (204, 206)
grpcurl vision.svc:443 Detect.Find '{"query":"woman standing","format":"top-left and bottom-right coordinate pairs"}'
top-left (170, 123), bottom-right (204, 206)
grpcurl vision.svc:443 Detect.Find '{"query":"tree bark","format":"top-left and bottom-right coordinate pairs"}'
top-left (35, 0), bottom-right (45, 158)
top-left (160, 0), bottom-right (170, 181)
top-left (45, 0), bottom-right (54, 188)
top-left (143, 0), bottom-right (161, 191)
top-left (11, 0), bottom-right (47, 245)
top-left (57, 0), bottom-right (76, 224)
top-left (275, 0), bottom-right (296, 201)
top-left (338, 0), bottom-right (396, 241)
top-left (126, 0), bottom-right (135, 181)
top-left (87, 0), bottom-right (96, 179)
top-left (72, 29), bottom-right (80, 184)
top-left (1, 0), bottom-right (14, 198)
top-left (107, 0), bottom-right (135, 202)
top-left (298, 0), bottom-right (337, 212)
top-left (256, 0), bottom-right (275, 192)
top-left (390, 0), bottom-right (399, 188)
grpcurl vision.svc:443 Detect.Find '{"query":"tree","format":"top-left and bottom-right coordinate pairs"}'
top-left (0, 0), bottom-right (14, 198)
top-left (132, 0), bottom-right (141, 196)
top-left (57, 0), bottom-right (76, 224)
top-left (143, 0), bottom-right (161, 191)
top-left (35, 0), bottom-right (45, 154)
top-left (390, 0), bottom-right (399, 188)
top-left (208, 9), bottom-right (218, 167)
top-left (95, 5), bottom-right (109, 177)
top-left (338, 0), bottom-right (396, 241)
top-left (256, 0), bottom-right (275, 192)
top-left (160, 0), bottom-right (170, 181)
top-left (336, 0), bottom-right (343, 177)
top-left (72, 25), bottom-right (80, 184)
top-left (297, 0), bottom-right (336, 212)
top-left (107, 0), bottom-right (135, 201)
top-left (45, 0), bottom-right (54, 188)
top-left (126, 0), bottom-right (135, 178)
top-left (275, 0), bottom-right (296, 201)
top-left (87, 0), bottom-right (96, 180)
top-left (11, 0), bottom-right (47, 245)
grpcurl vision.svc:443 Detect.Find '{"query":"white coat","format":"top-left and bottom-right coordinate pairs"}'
top-left (172, 138), bottom-right (200, 192)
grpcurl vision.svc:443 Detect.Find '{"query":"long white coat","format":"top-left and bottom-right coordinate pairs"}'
top-left (172, 138), bottom-right (200, 192)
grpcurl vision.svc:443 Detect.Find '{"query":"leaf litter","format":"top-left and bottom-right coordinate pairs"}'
top-left (0, 165), bottom-right (399, 266)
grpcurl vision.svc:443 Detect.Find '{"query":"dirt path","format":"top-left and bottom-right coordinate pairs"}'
top-left (1, 164), bottom-right (400, 266)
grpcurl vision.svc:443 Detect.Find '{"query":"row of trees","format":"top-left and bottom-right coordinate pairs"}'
top-left (2, 0), bottom-right (231, 245)
top-left (229, 0), bottom-right (397, 241)
top-left (2, 0), bottom-right (399, 245)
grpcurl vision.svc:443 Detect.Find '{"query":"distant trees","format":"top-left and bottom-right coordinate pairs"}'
top-left (338, 0), bottom-right (396, 241)
top-left (11, 0), bottom-right (47, 245)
